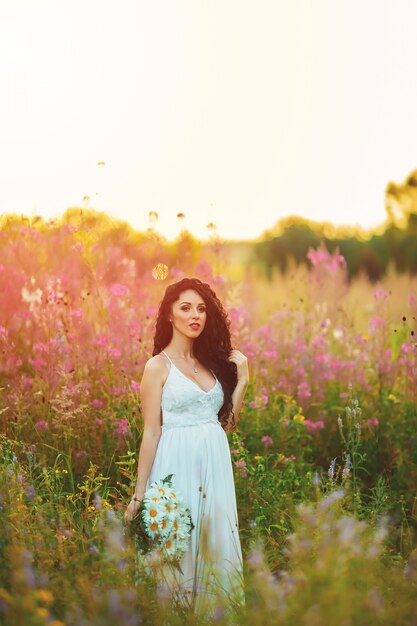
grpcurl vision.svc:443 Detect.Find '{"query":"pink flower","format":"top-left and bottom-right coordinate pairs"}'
top-left (284, 455), bottom-right (296, 463)
top-left (109, 283), bottom-right (130, 297)
top-left (261, 435), bottom-right (273, 447)
top-left (303, 419), bottom-right (325, 431)
top-left (95, 334), bottom-right (109, 348)
top-left (114, 419), bottom-right (132, 437)
top-left (249, 394), bottom-right (268, 410)
top-left (262, 350), bottom-right (277, 358)
top-left (70, 308), bottom-right (82, 320)
top-left (230, 448), bottom-right (239, 454)
top-left (130, 381), bottom-right (140, 390)
top-left (368, 317), bottom-right (384, 333)
top-left (297, 382), bottom-right (312, 400)
top-left (234, 460), bottom-right (248, 477)
top-left (35, 419), bottom-right (49, 431)
top-left (373, 289), bottom-right (388, 300)
top-left (367, 416), bottom-right (379, 427)
top-left (91, 399), bottom-right (104, 408)
top-left (194, 260), bottom-right (214, 278)
top-left (307, 245), bottom-right (346, 271)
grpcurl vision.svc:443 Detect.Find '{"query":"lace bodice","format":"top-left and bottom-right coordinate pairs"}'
top-left (160, 350), bottom-right (224, 430)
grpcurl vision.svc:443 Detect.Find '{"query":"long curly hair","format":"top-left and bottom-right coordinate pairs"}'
top-left (152, 277), bottom-right (237, 431)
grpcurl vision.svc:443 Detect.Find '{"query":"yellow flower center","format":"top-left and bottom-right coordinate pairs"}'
top-left (150, 509), bottom-right (158, 517)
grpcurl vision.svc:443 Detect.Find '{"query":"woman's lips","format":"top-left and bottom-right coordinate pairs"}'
top-left (189, 324), bottom-right (200, 329)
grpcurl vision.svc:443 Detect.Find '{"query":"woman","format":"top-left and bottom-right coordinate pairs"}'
top-left (124, 277), bottom-right (249, 613)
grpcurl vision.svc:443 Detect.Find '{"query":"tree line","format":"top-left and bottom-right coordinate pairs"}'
top-left (254, 168), bottom-right (417, 282)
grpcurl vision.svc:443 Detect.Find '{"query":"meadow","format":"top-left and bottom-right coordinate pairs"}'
top-left (1, 214), bottom-right (417, 625)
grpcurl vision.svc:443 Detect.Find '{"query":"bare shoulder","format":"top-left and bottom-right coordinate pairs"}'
top-left (142, 354), bottom-right (169, 385)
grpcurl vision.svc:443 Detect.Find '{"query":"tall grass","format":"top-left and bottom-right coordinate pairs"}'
top-left (1, 215), bottom-right (417, 623)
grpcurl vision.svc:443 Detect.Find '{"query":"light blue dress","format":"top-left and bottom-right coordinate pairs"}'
top-left (143, 350), bottom-right (245, 613)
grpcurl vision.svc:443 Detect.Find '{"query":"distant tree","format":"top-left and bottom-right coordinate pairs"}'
top-left (385, 169), bottom-right (417, 230)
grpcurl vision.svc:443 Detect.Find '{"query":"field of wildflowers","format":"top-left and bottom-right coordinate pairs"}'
top-left (1, 214), bottom-right (417, 625)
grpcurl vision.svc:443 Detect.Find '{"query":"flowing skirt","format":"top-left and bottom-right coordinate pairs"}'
top-left (137, 421), bottom-right (245, 615)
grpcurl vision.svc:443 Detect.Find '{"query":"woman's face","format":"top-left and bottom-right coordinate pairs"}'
top-left (170, 289), bottom-right (207, 337)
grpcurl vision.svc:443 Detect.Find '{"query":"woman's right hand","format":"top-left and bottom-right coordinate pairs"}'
top-left (124, 494), bottom-right (144, 525)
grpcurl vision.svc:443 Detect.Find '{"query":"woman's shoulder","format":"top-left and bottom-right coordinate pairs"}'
top-left (142, 354), bottom-right (169, 388)
top-left (142, 353), bottom-right (169, 384)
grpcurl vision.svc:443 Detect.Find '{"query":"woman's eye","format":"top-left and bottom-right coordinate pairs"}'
top-left (181, 307), bottom-right (205, 311)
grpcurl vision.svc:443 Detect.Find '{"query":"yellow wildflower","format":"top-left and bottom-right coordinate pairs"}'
top-left (293, 414), bottom-right (305, 423)
top-left (36, 607), bottom-right (49, 619)
top-left (36, 589), bottom-right (54, 604)
top-left (0, 588), bottom-right (11, 603)
top-left (388, 394), bottom-right (398, 402)
top-left (277, 453), bottom-right (285, 462)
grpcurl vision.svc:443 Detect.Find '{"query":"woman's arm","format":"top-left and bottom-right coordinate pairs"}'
top-left (225, 378), bottom-right (249, 433)
top-left (132, 357), bottom-right (164, 499)
top-left (225, 349), bottom-right (249, 433)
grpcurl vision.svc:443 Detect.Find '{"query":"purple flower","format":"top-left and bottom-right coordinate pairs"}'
top-left (24, 485), bottom-right (36, 501)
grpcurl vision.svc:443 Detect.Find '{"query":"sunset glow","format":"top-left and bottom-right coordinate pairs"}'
top-left (1, 0), bottom-right (417, 240)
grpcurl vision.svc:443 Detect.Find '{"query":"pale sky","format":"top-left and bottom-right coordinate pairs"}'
top-left (1, 0), bottom-right (417, 241)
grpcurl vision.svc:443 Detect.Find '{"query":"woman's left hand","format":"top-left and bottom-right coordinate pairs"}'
top-left (228, 349), bottom-right (249, 385)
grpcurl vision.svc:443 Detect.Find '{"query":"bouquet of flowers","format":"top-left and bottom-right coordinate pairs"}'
top-left (129, 474), bottom-right (194, 568)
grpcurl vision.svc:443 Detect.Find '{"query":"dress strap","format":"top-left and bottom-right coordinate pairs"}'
top-left (160, 350), bottom-right (173, 364)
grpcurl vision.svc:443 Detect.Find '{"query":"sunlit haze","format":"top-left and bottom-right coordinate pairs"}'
top-left (1, 0), bottom-right (417, 241)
